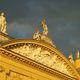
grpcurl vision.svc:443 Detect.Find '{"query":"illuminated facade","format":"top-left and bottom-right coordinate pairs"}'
top-left (0, 12), bottom-right (80, 80)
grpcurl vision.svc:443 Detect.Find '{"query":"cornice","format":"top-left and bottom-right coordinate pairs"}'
top-left (0, 39), bottom-right (80, 80)
top-left (0, 47), bottom-right (77, 80)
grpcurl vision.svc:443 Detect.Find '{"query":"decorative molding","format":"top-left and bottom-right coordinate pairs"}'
top-left (0, 65), bottom-right (37, 80)
top-left (10, 44), bottom-right (70, 76)
top-left (0, 47), bottom-right (78, 80)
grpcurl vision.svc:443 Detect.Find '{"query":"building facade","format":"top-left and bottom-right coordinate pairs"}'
top-left (0, 12), bottom-right (80, 80)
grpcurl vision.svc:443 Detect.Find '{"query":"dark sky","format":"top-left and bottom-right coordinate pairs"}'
top-left (0, 0), bottom-right (80, 58)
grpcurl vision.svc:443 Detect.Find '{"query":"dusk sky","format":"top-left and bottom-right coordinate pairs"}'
top-left (0, 0), bottom-right (80, 58)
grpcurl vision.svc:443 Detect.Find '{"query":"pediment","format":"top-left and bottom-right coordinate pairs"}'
top-left (1, 39), bottom-right (80, 79)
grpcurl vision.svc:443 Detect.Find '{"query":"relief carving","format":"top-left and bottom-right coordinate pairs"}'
top-left (11, 45), bottom-right (70, 76)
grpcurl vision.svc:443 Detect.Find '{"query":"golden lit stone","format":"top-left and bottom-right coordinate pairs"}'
top-left (0, 12), bottom-right (80, 80)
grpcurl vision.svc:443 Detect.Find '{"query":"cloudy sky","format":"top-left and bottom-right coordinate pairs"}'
top-left (0, 0), bottom-right (80, 58)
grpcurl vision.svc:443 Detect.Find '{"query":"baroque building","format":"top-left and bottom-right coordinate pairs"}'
top-left (0, 12), bottom-right (80, 80)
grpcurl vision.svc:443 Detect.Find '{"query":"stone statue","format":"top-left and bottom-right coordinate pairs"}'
top-left (41, 19), bottom-right (56, 47)
top-left (68, 54), bottom-right (74, 63)
top-left (33, 30), bottom-right (41, 40)
top-left (41, 19), bottom-right (48, 35)
top-left (33, 19), bottom-right (56, 47)
top-left (0, 12), bottom-right (7, 34)
top-left (76, 50), bottom-right (80, 59)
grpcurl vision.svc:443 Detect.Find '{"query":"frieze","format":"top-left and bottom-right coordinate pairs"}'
top-left (0, 48), bottom-right (77, 80)
top-left (10, 44), bottom-right (70, 76)
top-left (1, 42), bottom-right (77, 78)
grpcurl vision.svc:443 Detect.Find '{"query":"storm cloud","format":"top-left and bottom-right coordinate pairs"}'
top-left (0, 0), bottom-right (80, 57)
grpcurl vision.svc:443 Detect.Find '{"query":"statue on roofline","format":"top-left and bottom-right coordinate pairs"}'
top-left (33, 30), bottom-right (41, 40)
top-left (41, 19), bottom-right (48, 36)
top-left (68, 54), bottom-right (74, 63)
top-left (0, 12), bottom-right (7, 34)
top-left (33, 19), bottom-right (56, 47)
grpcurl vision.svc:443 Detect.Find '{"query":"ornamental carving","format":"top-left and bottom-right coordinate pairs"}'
top-left (10, 44), bottom-right (70, 76)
